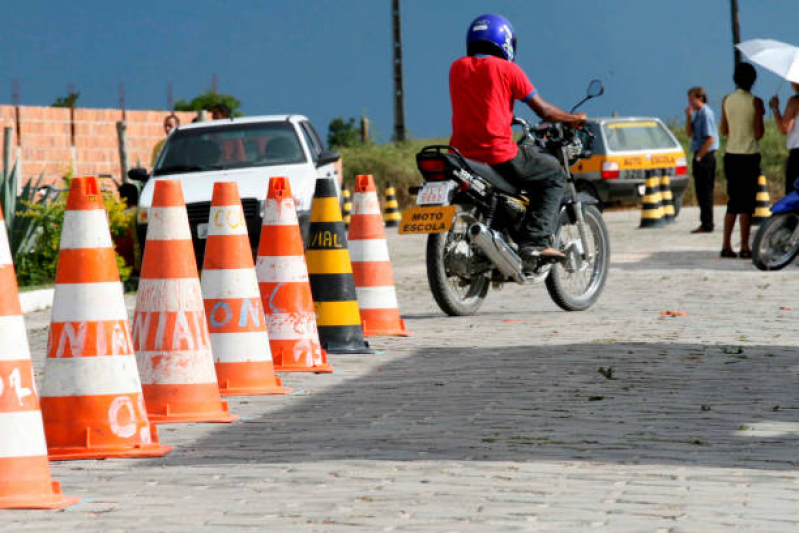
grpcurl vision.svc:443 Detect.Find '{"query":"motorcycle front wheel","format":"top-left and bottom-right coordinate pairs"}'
top-left (546, 205), bottom-right (609, 311)
top-left (752, 213), bottom-right (799, 271)
top-left (426, 207), bottom-right (489, 316)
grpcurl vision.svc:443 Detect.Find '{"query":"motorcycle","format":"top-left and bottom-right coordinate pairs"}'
top-left (752, 178), bottom-right (799, 270)
top-left (401, 80), bottom-right (609, 316)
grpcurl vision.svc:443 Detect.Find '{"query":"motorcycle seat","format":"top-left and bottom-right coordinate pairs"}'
top-left (461, 156), bottom-right (518, 195)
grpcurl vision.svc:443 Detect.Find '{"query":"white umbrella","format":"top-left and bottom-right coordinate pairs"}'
top-left (736, 38), bottom-right (799, 83)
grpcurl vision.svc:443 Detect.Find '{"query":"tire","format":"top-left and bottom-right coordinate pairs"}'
top-left (752, 213), bottom-right (799, 271)
top-left (426, 207), bottom-right (490, 316)
top-left (546, 205), bottom-right (610, 311)
top-left (673, 194), bottom-right (682, 217)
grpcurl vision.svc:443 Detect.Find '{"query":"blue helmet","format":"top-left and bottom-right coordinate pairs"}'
top-left (466, 13), bottom-right (517, 62)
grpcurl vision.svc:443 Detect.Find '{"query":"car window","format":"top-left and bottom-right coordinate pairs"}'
top-left (602, 121), bottom-right (678, 151)
top-left (154, 122), bottom-right (306, 176)
top-left (299, 121), bottom-right (324, 162)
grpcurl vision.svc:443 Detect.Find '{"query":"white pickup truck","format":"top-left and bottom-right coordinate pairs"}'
top-left (132, 115), bottom-right (340, 266)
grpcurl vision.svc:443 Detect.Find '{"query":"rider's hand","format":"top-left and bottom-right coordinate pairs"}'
top-left (685, 106), bottom-right (693, 117)
top-left (572, 113), bottom-right (588, 128)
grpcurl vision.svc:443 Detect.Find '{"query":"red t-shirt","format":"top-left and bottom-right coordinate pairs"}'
top-left (449, 56), bottom-right (536, 165)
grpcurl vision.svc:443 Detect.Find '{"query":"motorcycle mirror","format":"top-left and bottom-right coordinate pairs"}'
top-left (586, 79), bottom-right (604, 98)
top-left (570, 79), bottom-right (605, 114)
top-left (127, 167), bottom-right (149, 182)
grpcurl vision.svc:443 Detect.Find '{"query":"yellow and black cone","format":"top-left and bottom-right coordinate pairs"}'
top-left (639, 171), bottom-right (666, 228)
top-left (342, 182), bottom-right (352, 229)
top-left (659, 172), bottom-right (676, 223)
top-left (307, 177), bottom-right (373, 354)
top-left (383, 182), bottom-right (402, 227)
top-left (752, 174), bottom-right (772, 225)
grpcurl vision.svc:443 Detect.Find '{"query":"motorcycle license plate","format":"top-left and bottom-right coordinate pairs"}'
top-left (398, 205), bottom-right (457, 235)
top-left (416, 181), bottom-right (456, 205)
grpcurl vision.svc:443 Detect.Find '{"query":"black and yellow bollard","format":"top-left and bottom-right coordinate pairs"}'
top-left (342, 182), bottom-right (352, 229)
top-left (307, 177), bottom-right (373, 354)
top-left (752, 174), bottom-right (772, 225)
top-left (639, 171), bottom-right (666, 228)
top-left (383, 182), bottom-right (402, 227)
top-left (659, 172), bottom-right (676, 223)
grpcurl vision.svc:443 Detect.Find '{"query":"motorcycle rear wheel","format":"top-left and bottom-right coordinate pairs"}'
top-left (426, 207), bottom-right (489, 316)
top-left (752, 213), bottom-right (799, 271)
top-left (545, 205), bottom-right (609, 311)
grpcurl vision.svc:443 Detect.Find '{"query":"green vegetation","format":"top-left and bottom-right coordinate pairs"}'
top-left (52, 92), bottom-right (80, 108)
top-left (339, 138), bottom-right (446, 207)
top-left (328, 117), bottom-right (363, 148)
top-left (174, 90), bottom-right (243, 117)
top-left (668, 118), bottom-right (788, 205)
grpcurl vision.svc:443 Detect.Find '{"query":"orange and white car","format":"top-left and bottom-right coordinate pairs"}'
top-left (570, 117), bottom-right (688, 211)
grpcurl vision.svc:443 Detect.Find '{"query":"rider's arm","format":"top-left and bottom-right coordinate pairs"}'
top-left (526, 94), bottom-right (586, 126)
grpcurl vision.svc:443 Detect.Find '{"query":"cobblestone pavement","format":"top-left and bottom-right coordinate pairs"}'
top-left (7, 206), bottom-right (799, 532)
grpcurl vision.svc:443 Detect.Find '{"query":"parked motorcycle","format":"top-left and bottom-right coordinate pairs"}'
top-left (752, 178), bottom-right (799, 270)
top-left (402, 80), bottom-right (609, 316)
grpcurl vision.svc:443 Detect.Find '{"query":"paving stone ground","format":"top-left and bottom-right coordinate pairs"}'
top-left (7, 206), bottom-right (799, 532)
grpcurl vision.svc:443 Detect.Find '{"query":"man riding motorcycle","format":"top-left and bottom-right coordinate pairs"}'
top-left (449, 13), bottom-right (587, 264)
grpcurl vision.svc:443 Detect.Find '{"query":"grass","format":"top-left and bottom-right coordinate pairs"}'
top-left (339, 117), bottom-right (791, 209)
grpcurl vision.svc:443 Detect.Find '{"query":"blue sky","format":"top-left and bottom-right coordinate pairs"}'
top-left (2, 1), bottom-right (798, 142)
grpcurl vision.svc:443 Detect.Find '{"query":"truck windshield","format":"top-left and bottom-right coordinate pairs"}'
top-left (153, 122), bottom-right (306, 176)
top-left (602, 121), bottom-right (678, 152)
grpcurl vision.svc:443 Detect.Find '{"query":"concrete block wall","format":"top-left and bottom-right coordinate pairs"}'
top-left (0, 105), bottom-right (197, 184)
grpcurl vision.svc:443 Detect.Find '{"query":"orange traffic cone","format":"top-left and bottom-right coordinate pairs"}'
top-left (201, 182), bottom-right (291, 395)
top-left (349, 174), bottom-right (409, 337)
top-left (39, 177), bottom-right (172, 460)
top-left (0, 206), bottom-right (79, 509)
top-left (256, 176), bottom-right (333, 373)
top-left (133, 180), bottom-right (238, 423)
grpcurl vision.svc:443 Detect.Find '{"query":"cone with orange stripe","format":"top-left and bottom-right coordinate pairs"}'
top-left (349, 174), bottom-right (409, 337)
top-left (132, 179), bottom-right (238, 423)
top-left (39, 177), bottom-right (172, 460)
top-left (201, 181), bottom-right (291, 395)
top-left (0, 206), bottom-right (78, 509)
top-left (256, 176), bottom-right (333, 373)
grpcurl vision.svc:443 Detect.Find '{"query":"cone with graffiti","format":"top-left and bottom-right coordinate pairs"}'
top-left (349, 174), bottom-right (409, 336)
top-left (201, 181), bottom-right (291, 395)
top-left (132, 179), bottom-right (238, 423)
top-left (256, 176), bottom-right (333, 372)
top-left (0, 205), bottom-right (79, 508)
top-left (38, 177), bottom-right (172, 460)
top-left (307, 177), bottom-right (372, 353)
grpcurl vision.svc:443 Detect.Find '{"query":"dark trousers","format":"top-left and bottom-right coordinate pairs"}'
top-left (692, 151), bottom-right (716, 229)
top-left (492, 144), bottom-right (567, 246)
top-left (786, 148), bottom-right (799, 195)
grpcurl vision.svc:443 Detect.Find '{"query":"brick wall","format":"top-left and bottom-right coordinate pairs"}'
top-left (0, 105), bottom-right (197, 184)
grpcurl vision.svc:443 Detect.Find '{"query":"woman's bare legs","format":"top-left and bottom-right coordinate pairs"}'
top-left (722, 212), bottom-right (736, 251)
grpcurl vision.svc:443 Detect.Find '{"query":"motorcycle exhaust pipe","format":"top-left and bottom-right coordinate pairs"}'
top-left (468, 222), bottom-right (526, 283)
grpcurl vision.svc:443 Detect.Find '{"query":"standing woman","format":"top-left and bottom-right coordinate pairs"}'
top-left (720, 62), bottom-right (765, 258)
top-left (769, 82), bottom-right (799, 196)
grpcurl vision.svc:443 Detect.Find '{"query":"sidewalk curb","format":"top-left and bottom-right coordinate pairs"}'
top-left (19, 288), bottom-right (55, 314)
